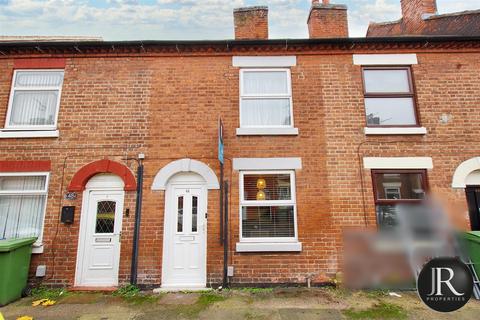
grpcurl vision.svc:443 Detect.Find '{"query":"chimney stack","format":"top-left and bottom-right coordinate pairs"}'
top-left (401, 0), bottom-right (437, 26)
top-left (308, 0), bottom-right (349, 38)
top-left (233, 6), bottom-right (269, 40)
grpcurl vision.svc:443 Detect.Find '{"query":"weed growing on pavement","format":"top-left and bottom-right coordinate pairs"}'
top-left (30, 287), bottom-right (69, 300)
top-left (239, 288), bottom-right (274, 294)
top-left (113, 284), bottom-right (140, 298)
top-left (343, 301), bottom-right (407, 319)
top-left (112, 285), bottom-right (159, 305)
top-left (170, 292), bottom-right (226, 318)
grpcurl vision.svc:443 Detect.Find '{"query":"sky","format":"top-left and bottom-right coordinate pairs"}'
top-left (0, 0), bottom-right (479, 40)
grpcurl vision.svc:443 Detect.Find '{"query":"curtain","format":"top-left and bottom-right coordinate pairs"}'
top-left (242, 98), bottom-right (291, 126)
top-left (243, 71), bottom-right (288, 95)
top-left (10, 71), bottom-right (63, 127)
top-left (10, 91), bottom-right (58, 126)
top-left (15, 71), bottom-right (64, 87)
top-left (0, 176), bottom-right (46, 240)
top-left (242, 71), bottom-right (291, 127)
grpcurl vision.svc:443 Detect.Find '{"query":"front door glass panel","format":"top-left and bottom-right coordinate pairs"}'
top-left (177, 196), bottom-right (184, 233)
top-left (192, 196), bottom-right (198, 232)
top-left (95, 201), bottom-right (116, 234)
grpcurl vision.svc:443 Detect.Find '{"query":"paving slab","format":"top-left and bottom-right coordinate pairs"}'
top-left (278, 308), bottom-right (343, 320)
top-left (1, 288), bottom-right (480, 320)
top-left (159, 293), bottom-right (200, 305)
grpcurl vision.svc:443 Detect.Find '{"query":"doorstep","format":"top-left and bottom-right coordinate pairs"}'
top-left (69, 286), bottom-right (117, 292)
top-left (153, 287), bottom-right (212, 293)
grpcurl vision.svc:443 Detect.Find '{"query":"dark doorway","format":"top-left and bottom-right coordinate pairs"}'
top-left (465, 186), bottom-right (480, 231)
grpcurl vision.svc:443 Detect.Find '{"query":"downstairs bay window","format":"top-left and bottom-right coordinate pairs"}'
top-left (0, 173), bottom-right (49, 247)
top-left (372, 170), bottom-right (427, 229)
top-left (237, 171), bottom-right (301, 252)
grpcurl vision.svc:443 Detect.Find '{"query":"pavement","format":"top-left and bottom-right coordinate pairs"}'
top-left (1, 287), bottom-right (480, 320)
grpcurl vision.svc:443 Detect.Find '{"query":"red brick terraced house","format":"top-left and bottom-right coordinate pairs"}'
top-left (0, 0), bottom-right (480, 289)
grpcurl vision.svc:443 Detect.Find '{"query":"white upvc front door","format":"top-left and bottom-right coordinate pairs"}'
top-left (162, 184), bottom-right (207, 289)
top-left (75, 190), bottom-right (124, 287)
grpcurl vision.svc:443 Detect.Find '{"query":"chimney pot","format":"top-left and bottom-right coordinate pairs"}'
top-left (233, 6), bottom-right (269, 40)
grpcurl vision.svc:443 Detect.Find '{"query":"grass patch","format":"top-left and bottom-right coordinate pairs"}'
top-left (179, 289), bottom-right (213, 294)
top-left (236, 288), bottom-right (274, 301)
top-left (321, 286), bottom-right (350, 298)
top-left (30, 286), bottom-right (69, 300)
top-left (343, 302), bottom-right (407, 320)
top-left (239, 288), bottom-right (274, 294)
top-left (113, 284), bottom-right (140, 298)
top-left (197, 292), bottom-right (226, 306)
top-left (112, 285), bottom-right (159, 305)
top-left (171, 292), bottom-right (226, 318)
top-left (364, 289), bottom-right (389, 299)
top-left (123, 294), bottom-right (159, 305)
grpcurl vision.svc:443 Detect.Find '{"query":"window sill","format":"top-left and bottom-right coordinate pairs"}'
top-left (32, 244), bottom-right (44, 254)
top-left (236, 127), bottom-right (299, 136)
top-left (0, 130), bottom-right (59, 139)
top-left (364, 127), bottom-right (427, 135)
top-left (236, 242), bottom-right (302, 252)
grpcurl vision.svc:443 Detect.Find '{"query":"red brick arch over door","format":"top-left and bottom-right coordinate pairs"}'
top-left (68, 159), bottom-right (137, 192)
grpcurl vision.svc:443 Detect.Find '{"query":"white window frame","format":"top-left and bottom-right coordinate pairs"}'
top-left (0, 172), bottom-right (50, 249)
top-left (239, 68), bottom-right (294, 129)
top-left (4, 69), bottom-right (64, 131)
top-left (239, 170), bottom-right (298, 243)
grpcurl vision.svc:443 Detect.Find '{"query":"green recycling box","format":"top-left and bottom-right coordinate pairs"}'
top-left (0, 237), bottom-right (37, 306)
top-left (461, 231), bottom-right (480, 279)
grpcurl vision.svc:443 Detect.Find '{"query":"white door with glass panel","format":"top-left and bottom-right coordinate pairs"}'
top-left (162, 185), bottom-right (207, 288)
top-left (76, 191), bottom-right (124, 287)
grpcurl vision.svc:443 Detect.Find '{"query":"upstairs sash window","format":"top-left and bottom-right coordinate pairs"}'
top-left (240, 69), bottom-right (293, 128)
top-left (362, 67), bottom-right (418, 127)
top-left (6, 70), bottom-right (64, 130)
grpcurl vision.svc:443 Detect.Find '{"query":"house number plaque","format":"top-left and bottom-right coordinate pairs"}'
top-left (65, 192), bottom-right (77, 200)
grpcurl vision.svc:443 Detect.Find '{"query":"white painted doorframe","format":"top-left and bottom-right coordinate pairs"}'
top-left (161, 176), bottom-right (208, 289)
top-left (75, 175), bottom-right (125, 287)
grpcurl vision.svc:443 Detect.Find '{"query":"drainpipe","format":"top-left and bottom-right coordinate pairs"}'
top-left (222, 181), bottom-right (229, 288)
top-left (130, 154), bottom-right (145, 285)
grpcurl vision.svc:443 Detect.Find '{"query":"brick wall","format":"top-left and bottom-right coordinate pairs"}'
top-left (0, 57), bottom-right (149, 286)
top-left (308, 2), bottom-right (349, 38)
top-left (233, 6), bottom-right (269, 40)
top-left (324, 51), bottom-right (480, 231)
top-left (401, 0), bottom-right (437, 23)
top-left (0, 45), bottom-right (479, 287)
